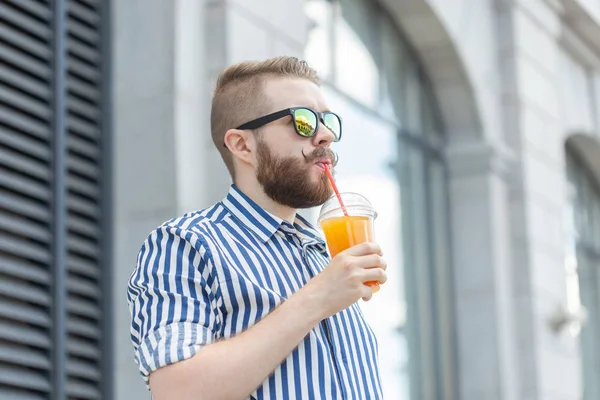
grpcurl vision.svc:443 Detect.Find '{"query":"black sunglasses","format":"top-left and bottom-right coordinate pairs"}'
top-left (236, 107), bottom-right (343, 142)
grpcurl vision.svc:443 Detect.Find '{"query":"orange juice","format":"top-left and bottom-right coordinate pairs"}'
top-left (320, 215), bottom-right (380, 292)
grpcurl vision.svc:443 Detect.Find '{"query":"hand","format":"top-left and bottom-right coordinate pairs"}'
top-left (301, 242), bottom-right (388, 320)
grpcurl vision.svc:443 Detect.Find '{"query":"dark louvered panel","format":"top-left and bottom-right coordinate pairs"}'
top-left (0, 342), bottom-right (51, 370)
top-left (68, 96), bottom-right (99, 122)
top-left (0, 186), bottom-right (50, 224)
top-left (0, 386), bottom-right (47, 400)
top-left (66, 380), bottom-right (101, 400)
top-left (0, 365), bottom-right (51, 396)
top-left (69, 134), bottom-right (99, 160)
top-left (0, 1), bottom-right (53, 398)
top-left (67, 253), bottom-right (100, 280)
top-left (66, 215), bottom-right (103, 398)
top-left (67, 75), bottom-right (100, 105)
top-left (1, 0), bottom-right (107, 397)
top-left (68, 173), bottom-right (100, 201)
top-left (66, 315), bottom-right (102, 398)
top-left (0, 107), bottom-right (49, 140)
top-left (67, 337), bottom-right (100, 360)
top-left (67, 341), bottom-right (102, 399)
top-left (0, 253), bottom-right (50, 286)
top-left (0, 206), bottom-right (50, 242)
top-left (65, 1), bottom-right (104, 398)
top-left (0, 2), bottom-right (52, 40)
top-left (0, 164), bottom-right (51, 204)
top-left (0, 298), bottom-right (52, 397)
top-left (1, 67), bottom-right (51, 100)
top-left (69, 212), bottom-right (100, 239)
top-left (0, 274), bottom-right (50, 307)
top-left (0, 297), bottom-right (51, 329)
top-left (0, 43), bottom-right (51, 86)
top-left (0, 320), bottom-right (51, 349)
top-left (0, 230), bottom-right (51, 265)
top-left (0, 128), bottom-right (51, 163)
top-left (67, 194), bottom-right (99, 221)
top-left (0, 1), bottom-right (53, 124)
top-left (0, 149), bottom-right (50, 188)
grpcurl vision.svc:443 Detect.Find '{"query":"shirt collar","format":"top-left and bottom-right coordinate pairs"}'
top-left (294, 213), bottom-right (326, 247)
top-left (221, 185), bottom-right (325, 247)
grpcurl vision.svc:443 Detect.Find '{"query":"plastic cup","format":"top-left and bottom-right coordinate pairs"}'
top-left (317, 192), bottom-right (381, 292)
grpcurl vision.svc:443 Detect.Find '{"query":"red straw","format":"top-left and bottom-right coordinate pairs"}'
top-left (323, 164), bottom-right (348, 217)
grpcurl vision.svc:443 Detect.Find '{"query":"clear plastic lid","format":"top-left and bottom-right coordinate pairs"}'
top-left (317, 192), bottom-right (377, 223)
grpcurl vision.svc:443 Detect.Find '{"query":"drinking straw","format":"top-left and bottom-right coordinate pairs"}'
top-left (323, 164), bottom-right (348, 217)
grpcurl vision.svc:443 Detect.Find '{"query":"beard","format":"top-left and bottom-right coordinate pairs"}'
top-left (256, 139), bottom-right (335, 209)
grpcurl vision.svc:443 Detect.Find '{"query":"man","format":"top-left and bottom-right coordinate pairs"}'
top-left (127, 56), bottom-right (387, 399)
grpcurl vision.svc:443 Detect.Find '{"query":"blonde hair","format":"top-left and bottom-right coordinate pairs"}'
top-left (210, 56), bottom-right (320, 177)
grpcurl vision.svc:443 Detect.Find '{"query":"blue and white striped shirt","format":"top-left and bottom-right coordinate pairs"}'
top-left (127, 185), bottom-right (383, 399)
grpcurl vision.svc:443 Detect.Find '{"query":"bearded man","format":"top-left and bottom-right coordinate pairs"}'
top-left (127, 56), bottom-right (387, 400)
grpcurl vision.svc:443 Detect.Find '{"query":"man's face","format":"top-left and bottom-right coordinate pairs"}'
top-left (254, 78), bottom-right (337, 209)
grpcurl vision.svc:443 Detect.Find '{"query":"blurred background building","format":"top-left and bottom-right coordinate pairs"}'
top-left (1, 0), bottom-right (600, 399)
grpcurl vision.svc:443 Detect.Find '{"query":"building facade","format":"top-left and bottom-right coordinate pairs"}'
top-left (2, 0), bottom-right (600, 399)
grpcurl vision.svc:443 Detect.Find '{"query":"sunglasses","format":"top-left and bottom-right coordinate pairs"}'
top-left (235, 107), bottom-right (343, 142)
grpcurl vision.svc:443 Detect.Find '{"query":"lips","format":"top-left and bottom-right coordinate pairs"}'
top-left (302, 148), bottom-right (337, 168)
top-left (314, 158), bottom-right (333, 169)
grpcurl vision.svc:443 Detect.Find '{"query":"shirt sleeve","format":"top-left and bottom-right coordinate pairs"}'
top-left (127, 225), bottom-right (221, 384)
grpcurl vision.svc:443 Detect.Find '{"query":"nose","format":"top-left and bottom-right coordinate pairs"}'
top-left (312, 119), bottom-right (336, 147)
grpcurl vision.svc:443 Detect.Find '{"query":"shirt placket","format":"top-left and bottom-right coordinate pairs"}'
top-left (298, 239), bottom-right (348, 398)
top-left (283, 227), bottom-right (348, 398)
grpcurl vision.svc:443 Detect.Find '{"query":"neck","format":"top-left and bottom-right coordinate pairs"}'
top-left (234, 177), bottom-right (297, 224)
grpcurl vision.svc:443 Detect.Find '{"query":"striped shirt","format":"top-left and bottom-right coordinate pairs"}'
top-left (127, 185), bottom-right (383, 399)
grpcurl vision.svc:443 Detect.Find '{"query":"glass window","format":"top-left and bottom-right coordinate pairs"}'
top-left (428, 160), bottom-right (456, 396)
top-left (591, 184), bottom-right (600, 249)
top-left (305, 1), bottom-right (452, 398)
top-left (323, 86), bottom-right (409, 399)
top-left (305, 0), bottom-right (334, 79)
top-left (566, 151), bottom-right (600, 400)
top-left (380, 14), bottom-right (405, 125)
top-left (422, 86), bottom-right (445, 146)
top-left (582, 171), bottom-right (596, 242)
top-left (334, 0), bottom-right (380, 107)
top-left (399, 145), bottom-right (435, 400)
top-left (403, 58), bottom-right (422, 135)
top-left (578, 249), bottom-right (600, 400)
top-left (594, 75), bottom-right (600, 133)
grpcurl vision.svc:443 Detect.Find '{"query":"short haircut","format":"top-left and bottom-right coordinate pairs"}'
top-left (211, 56), bottom-right (320, 177)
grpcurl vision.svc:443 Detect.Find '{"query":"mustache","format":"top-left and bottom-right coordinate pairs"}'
top-left (302, 148), bottom-right (339, 166)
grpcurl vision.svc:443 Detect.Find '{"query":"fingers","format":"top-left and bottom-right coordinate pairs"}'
top-left (362, 267), bottom-right (387, 285)
top-left (342, 242), bottom-right (382, 257)
top-left (354, 254), bottom-right (387, 270)
top-left (360, 286), bottom-right (373, 302)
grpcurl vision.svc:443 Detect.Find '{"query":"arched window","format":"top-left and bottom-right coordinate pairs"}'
top-left (306, 1), bottom-right (454, 398)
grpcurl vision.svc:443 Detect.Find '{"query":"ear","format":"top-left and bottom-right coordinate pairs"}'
top-left (224, 128), bottom-right (257, 165)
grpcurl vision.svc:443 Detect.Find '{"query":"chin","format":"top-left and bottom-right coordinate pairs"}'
top-left (309, 176), bottom-right (327, 191)
top-left (311, 166), bottom-right (326, 179)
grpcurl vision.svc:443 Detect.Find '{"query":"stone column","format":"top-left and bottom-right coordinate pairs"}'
top-left (446, 138), bottom-right (519, 400)
top-left (112, 0), bottom-right (211, 398)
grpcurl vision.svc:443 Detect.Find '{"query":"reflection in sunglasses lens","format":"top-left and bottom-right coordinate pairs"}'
top-left (324, 113), bottom-right (341, 139)
top-left (295, 109), bottom-right (316, 136)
